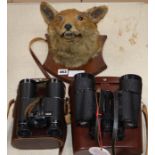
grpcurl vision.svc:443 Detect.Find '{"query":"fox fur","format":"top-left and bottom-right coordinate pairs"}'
top-left (40, 2), bottom-right (108, 67)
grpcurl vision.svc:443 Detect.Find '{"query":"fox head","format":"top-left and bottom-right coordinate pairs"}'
top-left (40, 2), bottom-right (108, 42)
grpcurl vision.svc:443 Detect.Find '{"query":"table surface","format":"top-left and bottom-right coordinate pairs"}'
top-left (7, 2), bottom-right (147, 155)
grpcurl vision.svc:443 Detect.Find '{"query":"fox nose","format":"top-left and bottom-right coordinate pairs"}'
top-left (64, 24), bottom-right (72, 31)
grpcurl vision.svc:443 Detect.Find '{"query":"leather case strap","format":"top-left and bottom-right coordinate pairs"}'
top-left (7, 99), bottom-right (15, 118)
top-left (112, 92), bottom-right (119, 155)
top-left (142, 104), bottom-right (148, 155)
top-left (29, 37), bottom-right (50, 79)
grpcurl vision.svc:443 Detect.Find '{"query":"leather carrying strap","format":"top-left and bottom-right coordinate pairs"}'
top-left (7, 99), bottom-right (15, 119)
top-left (64, 98), bottom-right (71, 124)
top-left (29, 37), bottom-right (50, 79)
top-left (142, 104), bottom-right (148, 155)
top-left (112, 92), bottom-right (119, 155)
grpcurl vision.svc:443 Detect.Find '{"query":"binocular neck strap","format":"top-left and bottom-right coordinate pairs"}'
top-left (112, 92), bottom-right (119, 155)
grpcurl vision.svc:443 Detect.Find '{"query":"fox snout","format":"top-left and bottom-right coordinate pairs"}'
top-left (63, 23), bottom-right (75, 40)
top-left (64, 23), bottom-right (72, 31)
top-left (61, 22), bottom-right (82, 40)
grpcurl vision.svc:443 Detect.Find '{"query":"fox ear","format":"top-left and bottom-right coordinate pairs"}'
top-left (86, 6), bottom-right (108, 23)
top-left (40, 2), bottom-right (57, 24)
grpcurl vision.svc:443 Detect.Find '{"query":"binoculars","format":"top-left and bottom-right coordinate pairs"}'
top-left (74, 73), bottom-right (142, 134)
top-left (70, 73), bottom-right (142, 155)
top-left (17, 78), bottom-right (66, 138)
top-left (11, 78), bottom-right (67, 149)
top-left (12, 73), bottom-right (143, 155)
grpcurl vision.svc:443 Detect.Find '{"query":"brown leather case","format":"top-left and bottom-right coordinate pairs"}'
top-left (69, 77), bottom-right (143, 155)
top-left (11, 80), bottom-right (67, 149)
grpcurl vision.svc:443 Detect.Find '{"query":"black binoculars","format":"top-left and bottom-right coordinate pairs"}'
top-left (13, 73), bottom-right (143, 153)
top-left (73, 73), bottom-right (142, 142)
top-left (17, 78), bottom-right (66, 138)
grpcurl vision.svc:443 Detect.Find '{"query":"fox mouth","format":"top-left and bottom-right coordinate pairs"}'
top-left (61, 31), bottom-right (82, 40)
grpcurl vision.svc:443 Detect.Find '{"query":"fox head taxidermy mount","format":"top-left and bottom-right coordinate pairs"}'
top-left (40, 2), bottom-right (108, 67)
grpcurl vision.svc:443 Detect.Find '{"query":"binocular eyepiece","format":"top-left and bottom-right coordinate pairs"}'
top-left (46, 78), bottom-right (65, 98)
top-left (19, 79), bottom-right (36, 98)
top-left (119, 74), bottom-right (142, 128)
top-left (74, 73), bottom-right (96, 126)
top-left (17, 78), bottom-right (66, 138)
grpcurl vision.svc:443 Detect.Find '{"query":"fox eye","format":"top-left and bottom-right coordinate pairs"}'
top-left (77, 15), bottom-right (84, 21)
